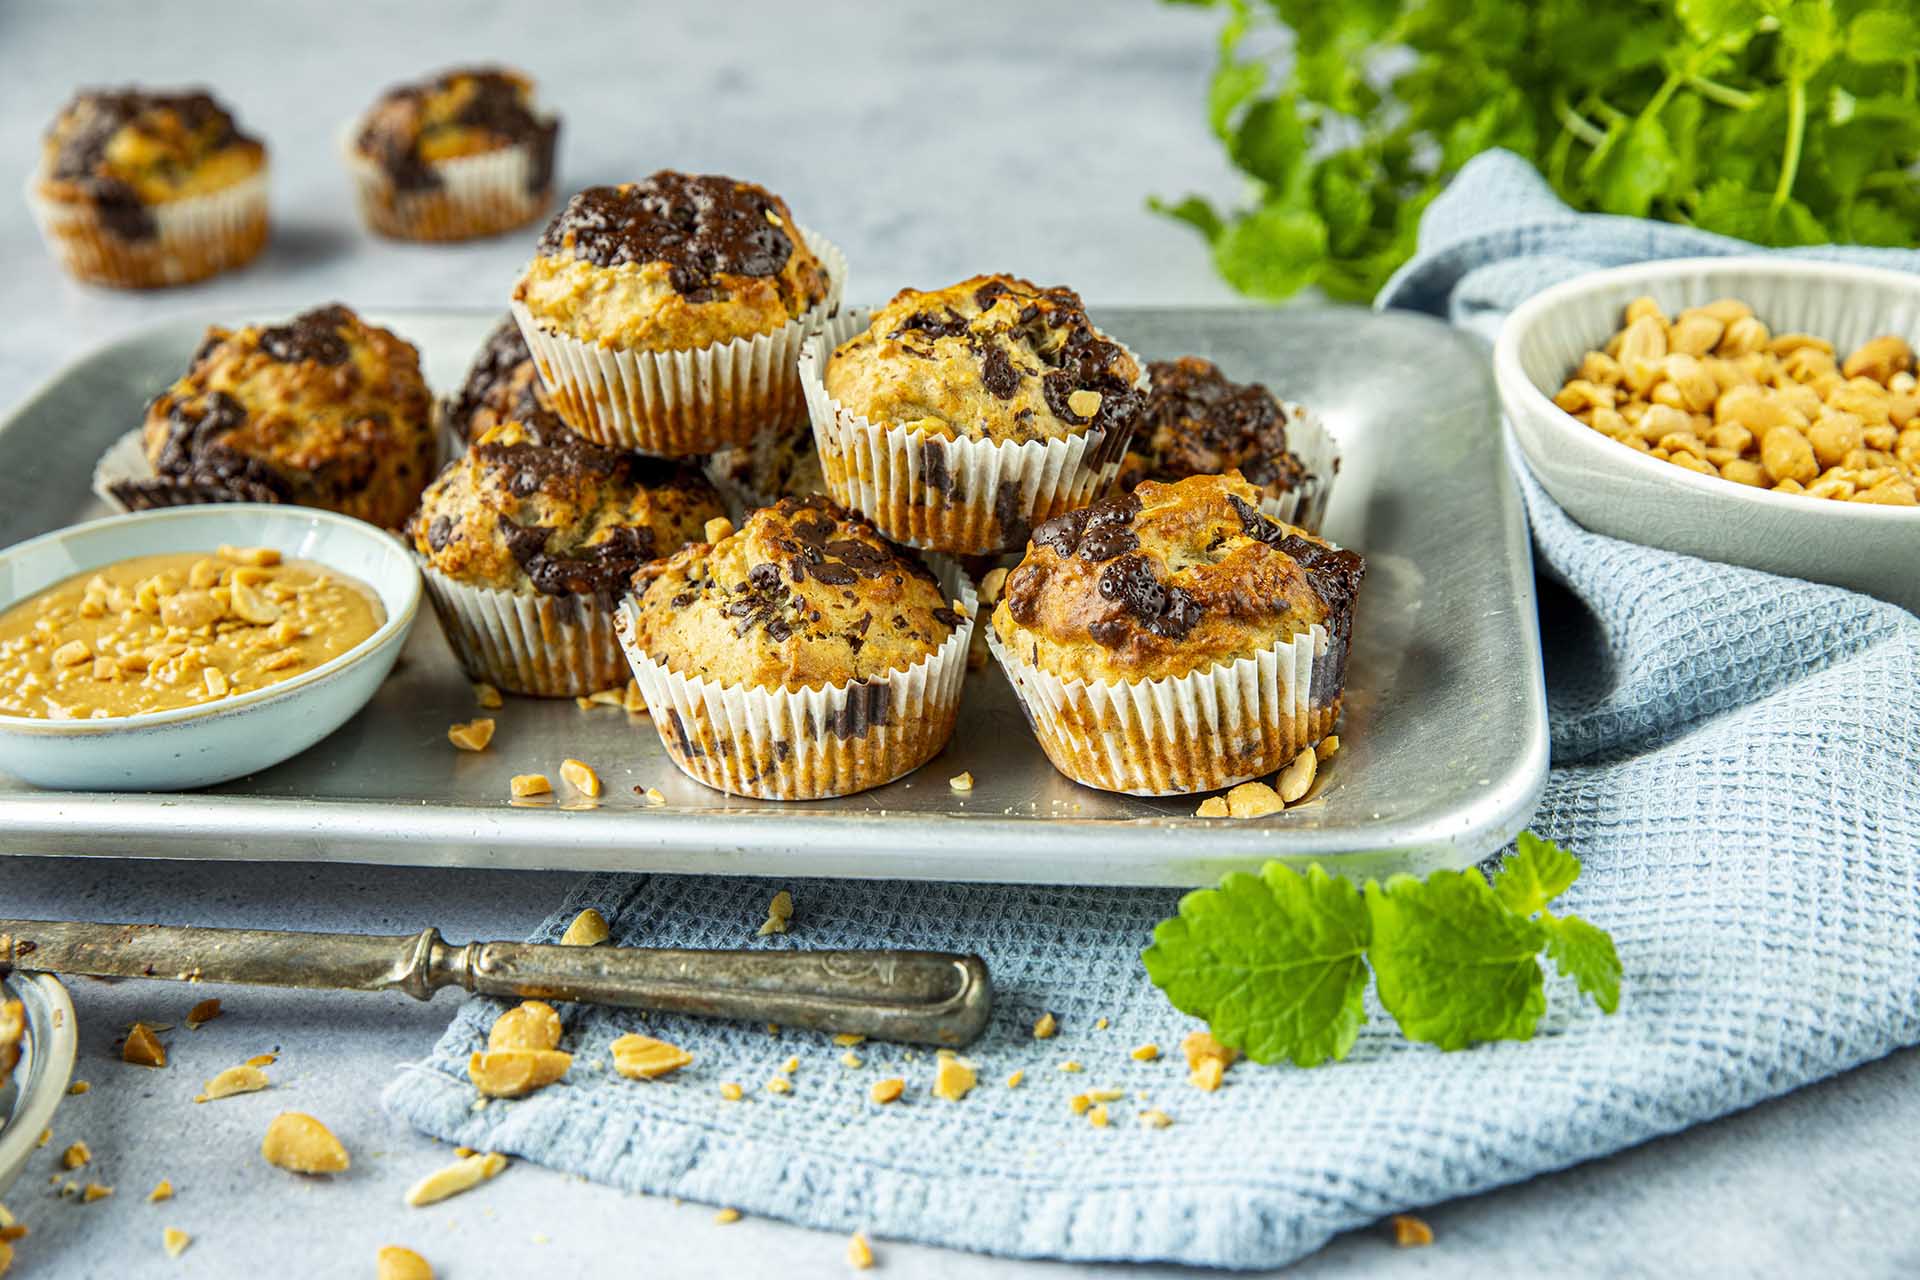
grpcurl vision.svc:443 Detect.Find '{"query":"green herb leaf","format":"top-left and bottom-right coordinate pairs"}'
top-left (1229, 95), bottom-right (1309, 190)
top-left (1692, 178), bottom-right (1830, 244)
top-left (1846, 9), bottom-right (1920, 64)
top-left (1542, 914), bottom-right (1625, 1014)
top-left (1588, 116), bottom-right (1677, 217)
top-left (1208, 58), bottom-right (1266, 140)
top-left (1491, 830), bottom-right (1581, 917)
top-left (1212, 202), bottom-right (1328, 299)
top-left (1365, 870), bottom-right (1548, 1050)
top-left (1148, 194), bottom-right (1226, 243)
top-left (1674, 0), bottom-right (1765, 47)
top-left (1142, 863), bottom-right (1370, 1067)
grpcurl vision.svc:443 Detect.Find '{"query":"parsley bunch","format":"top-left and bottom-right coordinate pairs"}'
top-left (1157, 0), bottom-right (1920, 302)
top-left (1142, 833), bottom-right (1621, 1066)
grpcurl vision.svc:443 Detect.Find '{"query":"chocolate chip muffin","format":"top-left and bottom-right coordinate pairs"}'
top-left (412, 413), bottom-right (724, 697)
top-left (1118, 356), bottom-right (1334, 528)
top-left (348, 66), bottom-right (558, 242)
top-left (619, 495), bottom-right (974, 799)
top-left (29, 87), bottom-right (268, 288)
top-left (702, 420), bottom-right (825, 513)
top-left (512, 172), bottom-right (843, 455)
top-left (444, 316), bottom-right (552, 446)
top-left (988, 473), bottom-right (1362, 795)
top-left (800, 275), bottom-right (1147, 556)
top-left (117, 305), bottom-right (435, 529)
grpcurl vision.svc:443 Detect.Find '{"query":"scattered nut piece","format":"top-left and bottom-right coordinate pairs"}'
top-left (1194, 796), bottom-right (1230, 818)
top-left (718, 1082), bottom-right (744, 1101)
top-left (261, 1113), bottom-right (350, 1175)
top-left (447, 718), bottom-right (496, 752)
top-left (560, 908), bottom-right (610, 947)
top-left (1181, 1030), bottom-right (1240, 1072)
top-left (377, 1245), bottom-right (435, 1280)
top-left (474, 682), bottom-right (504, 710)
top-left (948, 771), bottom-right (974, 792)
top-left (62, 1142), bottom-right (90, 1170)
top-left (832, 1033), bottom-right (866, 1047)
top-left (1276, 747), bottom-right (1318, 804)
top-left (713, 1208), bottom-right (742, 1225)
top-left (560, 758), bottom-right (602, 797)
top-left (219, 545), bottom-right (281, 568)
top-left (756, 890), bottom-right (795, 937)
top-left (66, 1081), bottom-right (89, 1096)
top-left (247, 1053), bottom-right (277, 1068)
top-left (611, 1034), bottom-right (694, 1080)
top-left (148, 1180), bottom-right (174, 1203)
top-left (1189, 1059), bottom-right (1226, 1092)
top-left (1094, 1017), bottom-right (1109, 1030)
top-left (1315, 735), bottom-right (1341, 761)
top-left (847, 1231), bottom-right (875, 1270)
top-left (641, 787), bottom-right (667, 806)
top-left (1058, 1060), bottom-right (1083, 1073)
top-left (1225, 781), bottom-right (1285, 818)
top-left (1139, 1109), bottom-right (1174, 1129)
top-left (1032, 1012), bottom-right (1057, 1040)
top-left (869, 1078), bottom-right (905, 1105)
top-left (467, 1049), bottom-right (572, 1098)
top-left (163, 1227), bottom-right (192, 1259)
top-left (978, 566), bottom-right (1008, 605)
top-left (1130, 1044), bottom-right (1160, 1062)
top-left (185, 998), bottom-right (221, 1029)
top-left (1005, 1070), bottom-right (1025, 1089)
top-left (765, 1076), bottom-right (793, 1095)
top-left (510, 774), bottom-right (552, 799)
top-left (931, 1053), bottom-right (976, 1102)
top-left (1087, 1105), bottom-right (1110, 1128)
top-left (704, 517), bottom-right (735, 544)
top-left (404, 1152), bottom-right (508, 1207)
top-left (196, 1064), bottom-right (269, 1103)
top-left (783, 1056), bottom-right (800, 1074)
top-left (81, 1182), bottom-right (112, 1203)
top-left (1389, 1214), bottom-right (1434, 1247)
top-left (489, 1001), bottom-right (563, 1051)
top-left (123, 1022), bottom-right (166, 1068)
top-left (840, 1052), bottom-right (862, 1069)
top-left (1067, 388), bottom-right (1104, 418)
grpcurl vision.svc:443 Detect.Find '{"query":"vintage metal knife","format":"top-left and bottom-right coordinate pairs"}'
top-left (0, 920), bottom-right (992, 1047)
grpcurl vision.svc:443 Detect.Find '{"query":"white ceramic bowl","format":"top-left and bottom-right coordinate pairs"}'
top-left (0, 973), bottom-right (76, 1197)
top-left (0, 505), bottom-right (420, 790)
top-left (1496, 256), bottom-right (1920, 614)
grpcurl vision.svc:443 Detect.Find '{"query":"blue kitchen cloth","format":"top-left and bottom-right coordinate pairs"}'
top-left (384, 157), bottom-right (1920, 1269)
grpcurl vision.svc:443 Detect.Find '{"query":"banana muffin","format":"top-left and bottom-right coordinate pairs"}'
top-left (803, 274), bottom-right (1147, 555)
top-left (118, 305), bottom-right (434, 528)
top-left (988, 473), bottom-right (1362, 795)
top-left (348, 66), bottom-right (559, 241)
top-left (1118, 356), bottom-right (1331, 526)
top-left (413, 413), bottom-right (724, 696)
top-left (620, 495), bottom-right (973, 798)
top-left (445, 315), bottom-right (553, 445)
top-left (512, 172), bottom-right (842, 454)
top-left (29, 87), bottom-right (268, 288)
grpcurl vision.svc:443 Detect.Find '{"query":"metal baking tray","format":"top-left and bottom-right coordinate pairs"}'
top-left (0, 307), bottom-right (1546, 886)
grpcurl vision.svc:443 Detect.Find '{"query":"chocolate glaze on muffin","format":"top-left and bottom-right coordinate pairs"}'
top-left (124, 305), bottom-right (433, 527)
top-left (356, 67), bottom-right (557, 195)
top-left (1119, 356), bottom-right (1313, 503)
top-left (994, 473), bottom-right (1363, 684)
top-left (445, 316), bottom-right (552, 443)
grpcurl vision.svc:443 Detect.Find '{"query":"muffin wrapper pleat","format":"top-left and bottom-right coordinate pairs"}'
top-left (616, 563), bottom-right (977, 800)
top-left (26, 171), bottom-right (269, 289)
top-left (986, 621), bottom-right (1342, 796)
top-left (1260, 402), bottom-right (1340, 532)
top-left (512, 227), bottom-right (847, 457)
top-left (419, 559), bottom-right (629, 698)
top-left (342, 132), bottom-right (552, 242)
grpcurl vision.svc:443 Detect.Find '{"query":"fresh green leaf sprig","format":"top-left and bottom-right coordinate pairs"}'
top-left (1158, 0), bottom-right (1920, 303)
top-left (1142, 832), bottom-right (1621, 1067)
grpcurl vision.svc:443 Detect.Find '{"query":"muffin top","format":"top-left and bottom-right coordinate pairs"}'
top-left (1119, 356), bottom-right (1312, 502)
top-left (992, 473), bottom-right (1363, 683)
top-left (445, 316), bottom-right (552, 443)
top-left (131, 304), bottom-right (434, 528)
top-left (627, 495), bottom-right (966, 690)
top-left (412, 414), bottom-right (723, 599)
top-left (355, 66), bottom-right (557, 193)
top-left (39, 87), bottom-right (264, 234)
top-left (705, 421), bottom-right (825, 507)
top-left (514, 172), bottom-right (829, 351)
top-left (822, 274), bottom-right (1146, 445)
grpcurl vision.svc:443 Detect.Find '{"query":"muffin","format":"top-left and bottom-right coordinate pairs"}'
top-left (618, 495), bottom-right (975, 799)
top-left (800, 274), bottom-right (1147, 556)
top-left (702, 420), bottom-right (825, 515)
top-left (987, 473), bottom-right (1362, 796)
top-left (111, 304), bottom-right (435, 529)
top-left (444, 315), bottom-right (553, 450)
top-left (412, 412), bottom-right (725, 697)
top-left (511, 172), bottom-right (844, 455)
top-left (28, 87), bottom-right (268, 288)
top-left (347, 66), bottom-right (559, 242)
top-left (1118, 355), bottom-right (1337, 530)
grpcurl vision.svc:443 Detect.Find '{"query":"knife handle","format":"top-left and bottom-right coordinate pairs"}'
top-left (432, 936), bottom-right (993, 1048)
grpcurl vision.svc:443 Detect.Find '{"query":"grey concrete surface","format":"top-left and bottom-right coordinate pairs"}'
top-left (0, 2), bottom-right (1913, 1276)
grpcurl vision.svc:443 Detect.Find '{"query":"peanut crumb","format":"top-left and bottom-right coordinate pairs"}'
top-left (1139, 1109), bottom-right (1174, 1129)
top-left (62, 1143), bottom-right (90, 1170)
top-left (148, 1180), bottom-right (174, 1203)
top-left (1189, 1058), bottom-right (1226, 1092)
top-left (642, 787), bottom-right (667, 806)
top-left (610, 1034), bottom-right (694, 1081)
top-left (474, 682), bottom-right (504, 710)
top-left (1390, 1214), bottom-right (1434, 1247)
top-left (1087, 1105), bottom-right (1110, 1128)
top-left (185, 998), bottom-right (222, 1029)
top-left (623, 679), bottom-right (647, 715)
top-left (467, 1049), bottom-right (572, 1098)
top-left (1225, 780), bottom-right (1285, 818)
top-left (783, 1056), bottom-right (800, 1074)
top-left (847, 1231), bottom-right (875, 1270)
top-left (560, 758), bottom-right (602, 797)
top-left (832, 1033), bottom-right (866, 1047)
top-left (574, 696), bottom-right (596, 711)
top-left (766, 1024), bottom-right (780, 1037)
top-left (163, 1226), bottom-right (192, 1259)
top-left (195, 1063), bottom-right (269, 1103)
top-left (586, 687), bottom-right (626, 708)
top-left (261, 1113), bottom-right (350, 1174)
top-left (1275, 747), bottom-right (1318, 804)
top-left (447, 718), bottom-right (496, 752)
top-left (1316, 734), bottom-right (1341, 761)
top-left (931, 1054), bottom-right (976, 1102)
top-left (404, 1152), bottom-right (508, 1207)
top-left (1194, 796), bottom-right (1230, 818)
top-left (1182, 1030), bottom-right (1240, 1074)
top-left (704, 517), bottom-right (735, 544)
top-left (948, 771), bottom-right (974, 792)
top-left (1032, 1012), bottom-right (1057, 1040)
top-left (487, 1000), bottom-right (562, 1052)
top-left (1094, 1017), bottom-right (1109, 1030)
top-left (82, 1183), bottom-right (113, 1203)
top-left (714, 1208), bottom-right (742, 1225)
top-left (377, 1244), bottom-right (435, 1280)
top-left (756, 890), bottom-right (794, 936)
top-left (509, 773), bottom-right (551, 799)
top-left (766, 1077), bottom-right (792, 1095)
top-left (1005, 1070), bottom-right (1025, 1089)
top-left (869, 1078), bottom-right (905, 1105)
top-left (1058, 1060), bottom-right (1083, 1073)
top-left (1130, 1044), bottom-right (1160, 1062)
top-left (1069, 1094), bottom-right (1090, 1115)
top-left (840, 1052), bottom-right (863, 1069)
top-left (560, 908), bottom-right (610, 946)
top-left (67, 1081), bottom-right (89, 1096)
top-left (123, 1022), bottom-right (167, 1068)
top-left (718, 1082), bottom-right (744, 1101)
top-left (247, 1054), bottom-right (277, 1068)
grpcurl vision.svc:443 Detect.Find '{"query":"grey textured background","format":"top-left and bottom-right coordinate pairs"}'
top-left (1, 2), bottom-right (1914, 1275)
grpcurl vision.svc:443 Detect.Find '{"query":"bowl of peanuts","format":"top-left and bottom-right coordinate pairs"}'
top-left (1495, 256), bottom-right (1920, 613)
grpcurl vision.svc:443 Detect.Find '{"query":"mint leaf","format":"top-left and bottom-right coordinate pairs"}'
top-left (1149, 194), bottom-right (1226, 243)
top-left (1692, 179), bottom-right (1830, 244)
top-left (1492, 830), bottom-right (1581, 917)
top-left (1365, 870), bottom-right (1547, 1051)
top-left (1229, 95), bottom-right (1308, 190)
top-left (1588, 116), bottom-right (1676, 218)
top-left (1208, 59), bottom-right (1266, 139)
top-left (1847, 9), bottom-right (1919, 63)
top-left (1542, 914), bottom-right (1624, 1014)
top-left (1213, 203), bottom-right (1327, 299)
top-left (1675, 0), bottom-right (1764, 47)
top-left (1142, 864), bottom-right (1370, 1067)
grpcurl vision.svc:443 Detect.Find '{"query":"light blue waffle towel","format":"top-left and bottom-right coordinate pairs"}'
top-left (384, 150), bottom-right (1920, 1269)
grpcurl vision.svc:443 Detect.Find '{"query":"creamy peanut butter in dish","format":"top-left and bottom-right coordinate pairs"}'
top-left (0, 546), bottom-right (383, 720)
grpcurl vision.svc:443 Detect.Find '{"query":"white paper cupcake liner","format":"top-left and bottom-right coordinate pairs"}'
top-left (616, 562), bottom-right (977, 800)
top-left (799, 310), bottom-right (1145, 556)
top-left (512, 227), bottom-right (847, 457)
top-left (419, 558), bottom-right (629, 697)
top-left (341, 127), bottom-right (552, 242)
top-left (1261, 401), bottom-right (1340, 531)
top-left (26, 171), bottom-right (269, 289)
top-left (986, 621), bottom-right (1343, 796)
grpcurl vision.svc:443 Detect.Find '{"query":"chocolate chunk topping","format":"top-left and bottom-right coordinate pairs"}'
top-left (472, 411), bottom-right (710, 499)
top-left (891, 310), bottom-right (969, 341)
top-left (501, 519), bottom-right (663, 602)
top-left (1274, 534), bottom-right (1366, 621)
top-left (257, 305), bottom-right (353, 366)
top-left (357, 69), bottom-right (557, 193)
top-left (1095, 555), bottom-right (1202, 642)
top-left (47, 88), bottom-right (250, 241)
top-left (426, 515), bottom-right (456, 551)
top-left (447, 317), bottom-right (539, 436)
top-left (538, 173), bottom-right (796, 299)
top-left (931, 607), bottom-right (964, 628)
top-left (977, 340), bottom-right (1022, 400)
top-left (1136, 357), bottom-right (1307, 494)
top-left (1030, 491), bottom-right (1140, 560)
top-left (118, 389), bottom-right (292, 510)
top-left (1031, 506), bottom-right (1090, 558)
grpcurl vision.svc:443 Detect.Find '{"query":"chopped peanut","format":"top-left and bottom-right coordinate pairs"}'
top-left (1139, 1109), bottom-right (1174, 1129)
top-left (123, 1022), bottom-right (166, 1068)
top-left (1390, 1214), bottom-right (1434, 1247)
top-left (718, 1082), bottom-right (744, 1101)
top-left (1225, 781), bottom-right (1285, 818)
top-left (62, 1142), bottom-right (90, 1170)
top-left (610, 1034), bottom-right (694, 1080)
top-left (404, 1152), bottom-right (507, 1207)
top-left (488, 1001), bottom-right (563, 1051)
top-left (931, 1053), bottom-right (976, 1102)
top-left (510, 774), bottom-right (552, 799)
top-left (377, 1245), bottom-right (435, 1280)
top-left (148, 1180), bottom-right (174, 1203)
top-left (560, 908), bottom-right (610, 946)
top-left (948, 771), bottom-right (974, 792)
top-left (847, 1231), bottom-right (875, 1270)
top-left (1032, 1012), bottom-right (1057, 1040)
top-left (185, 998), bottom-right (222, 1029)
top-left (474, 682), bottom-right (504, 709)
top-left (447, 718), bottom-right (495, 752)
top-left (560, 758), bottom-right (602, 797)
top-left (163, 1226), bottom-right (192, 1259)
top-left (467, 1049), bottom-right (572, 1098)
top-left (196, 1064), bottom-right (269, 1103)
top-left (1131, 1044), bottom-right (1160, 1062)
top-left (1005, 1070), bottom-right (1025, 1089)
top-left (261, 1113), bottom-right (350, 1175)
top-left (869, 1078), bottom-right (905, 1105)
top-left (713, 1208), bottom-right (742, 1225)
top-left (757, 889), bottom-right (795, 936)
